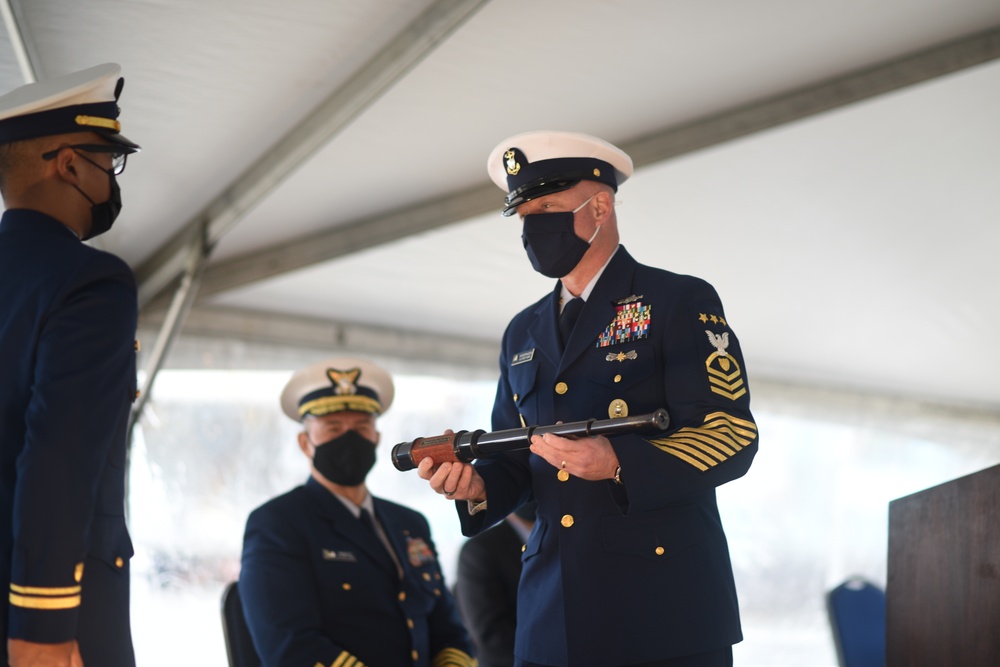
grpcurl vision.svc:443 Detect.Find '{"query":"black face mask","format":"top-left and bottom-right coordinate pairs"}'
top-left (520, 195), bottom-right (598, 278)
top-left (311, 430), bottom-right (377, 486)
top-left (73, 160), bottom-right (123, 241)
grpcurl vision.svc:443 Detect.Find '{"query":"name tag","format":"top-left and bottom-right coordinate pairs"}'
top-left (322, 549), bottom-right (358, 562)
top-left (512, 349), bottom-right (535, 366)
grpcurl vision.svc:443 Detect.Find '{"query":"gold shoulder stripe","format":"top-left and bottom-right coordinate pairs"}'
top-left (10, 583), bottom-right (82, 596)
top-left (432, 647), bottom-right (478, 667)
top-left (647, 412), bottom-right (757, 471)
top-left (9, 592), bottom-right (80, 610)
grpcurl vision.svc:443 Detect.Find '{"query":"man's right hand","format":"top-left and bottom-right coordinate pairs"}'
top-left (7, 639), bottom-right (84, 667)
top-left (417, 457), bottom-right (486, 503)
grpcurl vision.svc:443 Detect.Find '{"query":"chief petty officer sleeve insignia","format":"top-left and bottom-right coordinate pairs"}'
top-left (598, 295), bottom-right (650, 347)
top-left (700, 312), bottom-right (745, 400)
top-left (645, 310), bottom-right (757, 471)
top-left (647, 412), bottom-right (758, 472)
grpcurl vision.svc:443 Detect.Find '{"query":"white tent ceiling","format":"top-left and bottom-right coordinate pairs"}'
top-left (3, 0), bottom-right (999, 412)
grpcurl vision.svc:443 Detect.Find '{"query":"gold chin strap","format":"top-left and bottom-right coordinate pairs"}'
top-left (75, 114), bottom-right (121, 132)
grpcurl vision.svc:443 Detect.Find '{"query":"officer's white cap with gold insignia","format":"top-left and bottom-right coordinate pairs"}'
top-left (487, 130), bottom-right (633, 216)
top-left (0, 62), bottom-right (139, 151)
top-left (280, 357), bottom-right (395, 422)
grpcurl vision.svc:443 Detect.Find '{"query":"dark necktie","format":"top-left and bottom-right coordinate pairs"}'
top-left (359, 508), bottom-right (377, 534)
top-left (359, 508), bottom-right (401, 576)
top-left (559, 297), bottom-right (584, 349)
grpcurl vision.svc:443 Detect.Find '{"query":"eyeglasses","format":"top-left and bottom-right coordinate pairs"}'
top-left (41, 144), bottom-right (129, 175)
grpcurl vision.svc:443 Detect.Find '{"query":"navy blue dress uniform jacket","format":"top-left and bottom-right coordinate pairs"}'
top-left (240, 477), bottom-right (476, 667)
top-left (0, 210), bottom-right (137, 666)
top-left (458, 246), bottom-right (758, 667)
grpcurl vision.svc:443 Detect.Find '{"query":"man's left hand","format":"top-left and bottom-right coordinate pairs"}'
top-left (529, 432), bottom-right (618, 481)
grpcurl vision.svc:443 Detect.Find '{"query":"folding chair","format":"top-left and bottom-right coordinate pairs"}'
top-left (827, 577), bottom-right (886, 667)
top-left (221, 581), bottom-right (262, 667)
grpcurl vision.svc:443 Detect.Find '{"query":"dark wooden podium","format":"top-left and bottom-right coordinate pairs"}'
top-left (886, 463), bottom-right (1000, 665)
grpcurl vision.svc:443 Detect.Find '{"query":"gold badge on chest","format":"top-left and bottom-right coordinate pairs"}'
top-left (608, 399), bottom-right (628, 418)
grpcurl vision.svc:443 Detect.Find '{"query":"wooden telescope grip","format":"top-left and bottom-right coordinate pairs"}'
top-left (391, 409), bottom-right (669, 472)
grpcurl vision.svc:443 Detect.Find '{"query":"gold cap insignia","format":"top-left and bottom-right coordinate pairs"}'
top-left (505, 149), bottom-right (521, 175)
top-left (327, 368), bottom-right (360, 395)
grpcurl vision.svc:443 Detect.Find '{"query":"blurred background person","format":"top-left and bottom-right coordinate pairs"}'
top-left (239, 356), bottom-right (476, 667)
top-left (456, 502), bottom-right (537, 667)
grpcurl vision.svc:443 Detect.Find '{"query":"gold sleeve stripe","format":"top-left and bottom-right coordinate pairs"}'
top-left (10, 583), bottom-right (82, 596)
top-left (698, 421), bottom-right (755, 442)
top-left (668, 436), bottom-right (734, 460)
top-left (331, 651), bottom-right (365, 667)
top-left (704, 411), bottom-right (756, 430)
top-left (432, 647), bottom-right (478, 667)
top-left (673, 430), bottom-right (741, 455)
top-left (660, 440), bottom-right (722, 466)
top-left (647, 412), bottom-right (758, 471)
top-left (9, 592), bottom-right (81, 610)
top-left (650, 444), bottom-right (711, 471)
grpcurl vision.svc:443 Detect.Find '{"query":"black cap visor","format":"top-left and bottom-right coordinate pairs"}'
top-left (501, 171), bottom-right (590, 216)
top-left (95, 127), bottom-right (140, 153)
